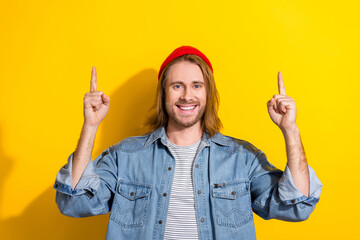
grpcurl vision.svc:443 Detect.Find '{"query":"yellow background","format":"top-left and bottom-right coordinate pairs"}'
top-left (1, 0), bottom-right (359, 239)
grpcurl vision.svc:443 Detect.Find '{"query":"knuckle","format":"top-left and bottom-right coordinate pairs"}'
top-left (91, 98), bottom-right (99, 104)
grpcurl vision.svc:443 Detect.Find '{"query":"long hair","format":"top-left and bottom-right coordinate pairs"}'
top-left (144, 54), bottom-right (222, 137)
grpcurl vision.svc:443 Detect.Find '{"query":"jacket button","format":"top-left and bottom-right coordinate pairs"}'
top-left (163, 193), bottom-right (167, 197)
top-left (168, 167), bottom-right (172, 171)
top-left (200, 218), bottom-right (205, 222)
top-left (195, 164), bottom-right (199, 168)
top-left (130, 192), bottom-right (134, 196)
top-left (291, 199), bottom-right (295, 204)
top-left (197, 190), bottom-right (202, 194)
top-left (159, 220), bottom-right (163, 224)
top-left (231, 191), bottom-right (236, 195)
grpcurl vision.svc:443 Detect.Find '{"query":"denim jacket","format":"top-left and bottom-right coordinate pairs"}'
top-left (54, 127), bottom-right (322, 240)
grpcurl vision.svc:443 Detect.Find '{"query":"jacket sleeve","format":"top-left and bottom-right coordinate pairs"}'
top-left (54, 147), bottom-right (118, 218)
top-left (249, 149), bottom-right (322, 222)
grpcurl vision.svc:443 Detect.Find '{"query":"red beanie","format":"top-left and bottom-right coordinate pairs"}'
top-left (158, 46), bottom-right (213, 80)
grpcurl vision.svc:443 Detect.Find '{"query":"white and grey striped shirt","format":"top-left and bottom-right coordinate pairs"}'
top-left (164, 139), bottom-right (201, 240)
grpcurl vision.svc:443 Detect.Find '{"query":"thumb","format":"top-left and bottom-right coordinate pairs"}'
top-left (102, 94), bottom-right (110, 106)
top-left (267, 97), bottom-right (275, 109)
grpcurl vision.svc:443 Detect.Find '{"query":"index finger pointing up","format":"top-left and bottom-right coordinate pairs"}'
top-left (278, 71), bottom-right (286, 95)
top-left (90, 66), bottom-right (97, 92)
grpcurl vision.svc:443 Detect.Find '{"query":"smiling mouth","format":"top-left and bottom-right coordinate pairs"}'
top-left (176, 105), bottom-right (197, 112)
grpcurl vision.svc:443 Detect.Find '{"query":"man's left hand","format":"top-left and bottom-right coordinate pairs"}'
top-left (267, 72), bottom-right (297, 132)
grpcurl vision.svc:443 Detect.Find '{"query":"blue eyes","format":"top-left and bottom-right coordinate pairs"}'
top-left (173, 84), bottom-right (202, 89)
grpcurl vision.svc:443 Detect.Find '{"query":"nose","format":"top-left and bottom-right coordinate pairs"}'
top-left (180, 87), bottom-right (194, 102)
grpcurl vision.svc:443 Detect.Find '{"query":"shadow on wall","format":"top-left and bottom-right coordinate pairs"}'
top-left (0, 69), bottom-right (158, 239)
top-left (0, 124), bottom-right (14, 218)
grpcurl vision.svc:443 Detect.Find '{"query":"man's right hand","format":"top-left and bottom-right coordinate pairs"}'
top-left (84, 67), bottom-right (110, 127)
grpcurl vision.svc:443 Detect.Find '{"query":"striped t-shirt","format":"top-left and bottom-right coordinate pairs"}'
top-left (164, 139), bottom-right (201, 240)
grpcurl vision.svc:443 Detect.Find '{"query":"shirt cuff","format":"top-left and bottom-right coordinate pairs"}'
top-left (53, 153), bottom-right (100, 196)
top-left (278, 164), bottom-right (322, 206)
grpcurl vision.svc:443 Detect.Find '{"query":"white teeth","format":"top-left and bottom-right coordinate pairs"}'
top-left (179, 106), bottom-right (196, 110)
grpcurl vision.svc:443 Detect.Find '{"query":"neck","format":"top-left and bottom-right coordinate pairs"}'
top-left (166, 121), bottom-right (203, 146)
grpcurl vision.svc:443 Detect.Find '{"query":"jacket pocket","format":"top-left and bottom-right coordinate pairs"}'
top-left (212, 180), bottom-right (253, 228)
top-left (110, 180), bottom-right (152, 228)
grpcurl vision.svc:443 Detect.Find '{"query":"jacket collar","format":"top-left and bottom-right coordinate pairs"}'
top-left (144, 126), bottom-right (231, 147)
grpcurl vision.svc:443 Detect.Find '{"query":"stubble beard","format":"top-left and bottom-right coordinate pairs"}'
top-left (166, 102), bottom-right (206, 129)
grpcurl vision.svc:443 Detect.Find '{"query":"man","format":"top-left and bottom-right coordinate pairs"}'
top-left (54, 46), bottom-right (322, 239)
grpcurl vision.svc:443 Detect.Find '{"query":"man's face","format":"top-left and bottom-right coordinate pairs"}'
top-left (165, 61), bottom-right (207, 130)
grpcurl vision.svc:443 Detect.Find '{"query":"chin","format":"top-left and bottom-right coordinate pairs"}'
top-left (172, 116), bottom-right (202, 129)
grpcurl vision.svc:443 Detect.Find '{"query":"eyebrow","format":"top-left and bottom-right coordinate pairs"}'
top-left (169, 81), bottom-right (205, 85)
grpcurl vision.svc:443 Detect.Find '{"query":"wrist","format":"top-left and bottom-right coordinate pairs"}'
top-left (281, 125), bottom-right (299, 138)
top-left (82, 122), bottom-right (99, 134)
top-left (83, 120), bottom-right (100, 128)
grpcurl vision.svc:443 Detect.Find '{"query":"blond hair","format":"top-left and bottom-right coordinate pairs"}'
top-left (145, 54), bottom-right (222, 137)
